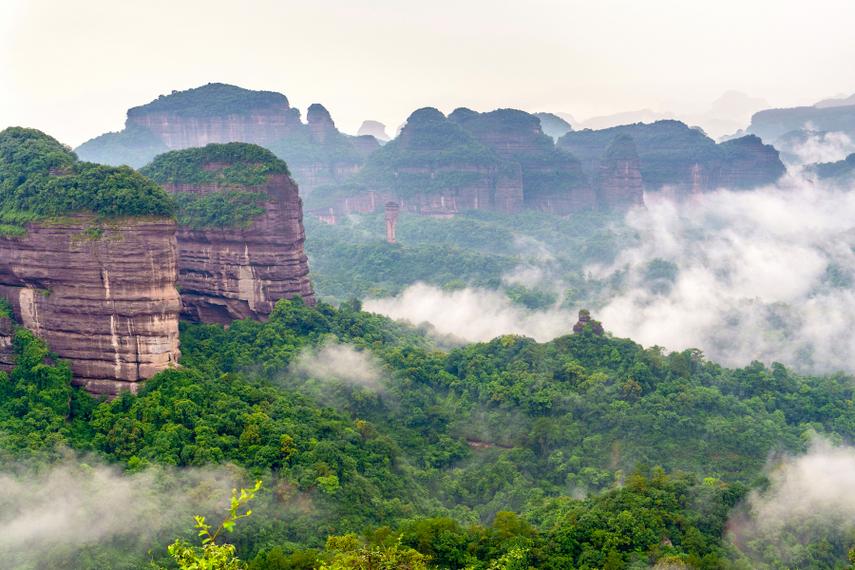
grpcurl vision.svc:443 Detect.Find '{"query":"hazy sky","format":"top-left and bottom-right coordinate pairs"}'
top-left (2, 0), bottom-right (854, 147)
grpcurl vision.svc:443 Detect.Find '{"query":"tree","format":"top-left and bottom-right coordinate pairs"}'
top-left (164, 480), bottom-right (262, 570)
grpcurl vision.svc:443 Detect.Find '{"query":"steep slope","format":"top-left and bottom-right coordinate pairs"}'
top-left (76, 83), bottom-right (378, 193)
top-left (308, 107), bottom-right (524, 215)
top-left (558, 120), bottom-right (784, 194)
top-left (141, 143), bottom-right (315, 323)
top-left (450, 108), bottom-right (596, 213)
top-left (0, 127), bottom-right (180, 395)
top-left (748, 103), bottom-right (855, 143)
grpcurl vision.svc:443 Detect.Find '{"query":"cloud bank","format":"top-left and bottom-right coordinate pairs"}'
top-left (728, 437), bottom-right (855, 565)
top-left (290, 341), bottom-right (384, 391)
top-left (367, 177), bottom-right (855, 373)
top-left (364, 283), bottom-right (575, 344)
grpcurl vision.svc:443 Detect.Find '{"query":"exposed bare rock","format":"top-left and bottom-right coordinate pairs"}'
top-left (0, 315), bottom-right (13, 373)
top-left (142, 144), bottom-right (315, 324)
top-left (357, 120), bottom-right (390, 142)
top-left (573, 309), bottom-right (604, 336)
top-left (450, 108), bottom-right (595, 213)
top-left (0, 216), bottom-right (181, 395)
top-left (597, 135), bottom-right (644, 211)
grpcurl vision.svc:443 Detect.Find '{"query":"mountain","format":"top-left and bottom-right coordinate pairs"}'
top-left (0, 127), bottom-right (180, 395)
top-left (559, 120), bottom-right (785, 194)
top-left (141, 143), bottom-right (315, 323)
top-left (76, 83), bottom-right (378, 194)
top-left (534, 112), bottom-right (573, 140)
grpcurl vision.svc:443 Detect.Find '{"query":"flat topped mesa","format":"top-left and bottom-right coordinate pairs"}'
top-left (142, 142), bottom-right (315, 324)
top-left (0, 127), bottom-right (181, 395)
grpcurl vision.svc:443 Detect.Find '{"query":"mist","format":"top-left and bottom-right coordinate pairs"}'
top-left (728, 436), bottom-right (855, 565)
top-left (364, 283), bottom-right (576, 344)
top-left (290, 341), bottom-right (384, 391)
top-left (366, 177), bottom-right (855, 373)
top-left (0, 456), bottom-right (241, 567)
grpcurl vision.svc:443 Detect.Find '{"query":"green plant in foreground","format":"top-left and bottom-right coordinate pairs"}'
top-left (164, 480), bottom-right (262, 570)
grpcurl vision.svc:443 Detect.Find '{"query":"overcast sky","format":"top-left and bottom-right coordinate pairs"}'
top-left (2, 0), bottom-right (854, 147)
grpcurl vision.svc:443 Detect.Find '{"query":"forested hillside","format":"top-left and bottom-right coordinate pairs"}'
top-left (3, 296), bottom-right (855, 568)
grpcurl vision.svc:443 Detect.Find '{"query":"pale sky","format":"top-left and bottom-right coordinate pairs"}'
top-left (2, 0), bottom-right (854, 147)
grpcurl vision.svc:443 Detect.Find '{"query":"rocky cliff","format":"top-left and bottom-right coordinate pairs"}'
top-left (0, 127), bottom-right (181, 395)
top-left (748, 103), bottom-right (855, 144)
top-left (76, 83), bottom-right (378, 194)
top-left (596, 135), bottom-right (644, 210)
top-left (808, 152), bottom-right (855, 184)
top-left (450, 108), bottom-right (595, 213)
top-left (0, 216), bottom-right (181, 395)
top-left (308, 107), bottom-right (524, 215)
top-left (558, 120), bottom-right (784, 195)
top-left (141, 143), bottom-right (315, 323)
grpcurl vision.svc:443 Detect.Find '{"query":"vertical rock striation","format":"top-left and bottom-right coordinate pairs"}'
top-left (142, 143), bottom-right (315, 324)
top-left (597, 135), bottom-right (644, 211)
top-left (0, 216), bottom-right (181, 395)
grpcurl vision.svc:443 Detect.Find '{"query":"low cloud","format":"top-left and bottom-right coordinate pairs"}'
top-left (789, 130), bottom-right (855, 165)
top-left (0, 457), bottom-right (240, 567)
top-left (291, 341), bottom-right (384, 391)
top-left (367, 177), bottom-right (855, 374)
top-left (728, 437), bottom-right (855, 566)
top-left (364, 283), bottom-right (575, 344)
top-left (593, 179), bottom-right (855, 371)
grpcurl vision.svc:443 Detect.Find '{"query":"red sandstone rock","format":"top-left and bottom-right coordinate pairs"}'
top-left (163, 172), bottom-right (315, 324)
top-left (0, 215), bottom-right (181, 395)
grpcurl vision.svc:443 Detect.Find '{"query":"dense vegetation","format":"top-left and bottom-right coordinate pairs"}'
top-left (141, 143), bottom-right (292, 228)
top-left (127, 83), bottom-right (291, 119)
top-left (0, 127), bottom-right (175, 233)
top-left (3, 295), bottom-right (855, 567)
top-left (304, 210), bottom-right (632, 305)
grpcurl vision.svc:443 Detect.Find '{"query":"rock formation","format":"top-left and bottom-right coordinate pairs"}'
top-left (534, 112), bottom-right (573, 141)
top-left (0, 127), bottom-right (181, 396)
top-left (596, 135), bottom-right (644, 210)
top-left (450, 108), bottom-right (595, 213)
top-left (0, 216), bottom-right (181, 395)
top-left (358, 120), bottom-right (390, 143)
top-left (75, 83), bottom-right (378, 195)
top-left (558, 120), bottom-right (784, 195)
top-left (573, 309), bottom-right (604, 335)
top-left (808, 152), bottom-right (855, 184)
top-left (0, 311), bottom-right (13, 373)
top-left (141, 143), bottom-right (315, 324)
top-left (308, 107), bottom-right (524, 216)
top-left (748, 103), bottom-right (855, 144)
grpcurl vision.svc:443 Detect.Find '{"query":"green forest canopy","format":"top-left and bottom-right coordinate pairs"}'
top-left (0, 127), bottom-right (174, 231)
top-left (3, 297), bottom-right (855, 568)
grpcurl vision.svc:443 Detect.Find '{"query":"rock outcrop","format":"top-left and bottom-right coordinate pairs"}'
top-left (357, 120), bottom-right (390, 143)
top-left (308, 107), bottom-right (525, 216)
top-left (141, 143), bottom-right (314, 324)
top-left (596, 135), bottom-right (644, 211)
top-left (450, 108), bottom-right (595, 213)
top-left (573, 309), bottom-right (604, 335)
top-left (76, 83), bottom-right (379, 195)
top-left (0, 127), bottom-right (181, 396)
top-left (0, 216), bottom-right (181, 395)
top-left (558, 120), bottom-right (784, 195)
top-left (0, 312), bottom-right (13, 373)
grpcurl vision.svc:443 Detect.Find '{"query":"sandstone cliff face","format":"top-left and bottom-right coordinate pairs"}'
top-left (75, 84), bottom-right (378, 194)
top-left (450, 108), bottom-right (595, 213)
top-left (717, 135), bottom-right (786, 189)
top-left (146, 146), bottom-right (316, 324)
top-left (597, 135), bottom-right (644, 210)
top-left (558, 120), bottom-right (785, 196)
top-left (0, 216), bottom-right (181, 395)
top-left (0, 315), bottom-right (13, 373)
top-left (311, 108), bottom-right (524, 216)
